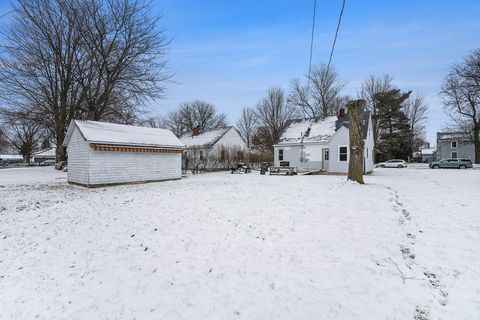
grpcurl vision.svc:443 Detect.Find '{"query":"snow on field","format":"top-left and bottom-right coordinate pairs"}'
top-left (0, 166), bottom-right (479, 319)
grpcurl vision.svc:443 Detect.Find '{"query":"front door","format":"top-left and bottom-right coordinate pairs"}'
top-left (322, 149), bottom-right (329, 171)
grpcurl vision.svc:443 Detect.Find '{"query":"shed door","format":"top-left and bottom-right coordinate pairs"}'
top-left (322, 149), bottom-right (329, 171)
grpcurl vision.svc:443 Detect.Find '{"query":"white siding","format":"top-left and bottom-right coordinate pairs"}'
top-left (329, 127), bottom-right (350, 174)
top-left (274, 143), bottom-right (327, 170)
top-left (212, 127), bottom-right (248, 152)
top-left (67, 128), bottom-right (91, 185)
top-left (88, 151), bottom-right (181, 185)
top-left (363, 115), bottom-right (375, 173)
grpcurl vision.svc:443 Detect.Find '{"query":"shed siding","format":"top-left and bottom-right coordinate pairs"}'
top-left (88, 151), bottom-right (181, 185)
top-left (67, 128), bottom-right (90, 185)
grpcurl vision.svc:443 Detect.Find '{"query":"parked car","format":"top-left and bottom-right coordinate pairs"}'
top-left (39, 159), bottom-right (56, 166)
top-left (429, 158), bottom-right (473, 169)
top-left (376, 159), bottom-right (408, 168)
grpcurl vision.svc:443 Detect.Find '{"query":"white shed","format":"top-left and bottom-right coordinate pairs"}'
top-left (63, 120), bottom-right (184, 187)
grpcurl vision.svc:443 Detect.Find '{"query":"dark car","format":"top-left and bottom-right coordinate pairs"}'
top-left (429, 158), bottom-right (473, 169)
top-left (39, 159), bottom-right (56, 166)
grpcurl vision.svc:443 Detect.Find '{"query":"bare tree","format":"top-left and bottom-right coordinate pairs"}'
top-left (404, 93), bottom-right (429, 155)
top-left (256, 87), bottom-right (296, 147)
top-left (0, 127), bottom-right (10, 153)
top-left (178, 100), bottom-right (228, 132)
top-left (143, 111), bottom-right (185, 137)
top-left (1, 110), bottom-right (43, 163)
top-left (359, 74), bottom-right (394, 149)
top-left (0, 0), bottom-right (83, 161)
top-left (236, 107), bottom-right (257, 148)
top-left (0, 0), bottom-right (171, 161)
top-left (76, 0), bottom-right (171, 121)
top-left (288, 64), bottom-right (346, 118)
top-left (441, 48), bottom-right (480, 163)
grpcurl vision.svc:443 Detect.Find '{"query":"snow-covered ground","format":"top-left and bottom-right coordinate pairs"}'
top-left (0, 166), bottom-right (479, 319)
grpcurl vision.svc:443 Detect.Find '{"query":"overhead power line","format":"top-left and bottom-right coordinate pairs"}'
top-left (307, 0), bottom-right (318, 89)
top-left (327, 0), bottom-right (346, 72)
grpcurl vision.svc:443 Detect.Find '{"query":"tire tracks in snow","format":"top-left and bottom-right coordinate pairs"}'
top-left (384, 186), bottom-right (449, 318)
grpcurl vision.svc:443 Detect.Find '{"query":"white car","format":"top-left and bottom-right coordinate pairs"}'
top-left (376, 159), bottom-right (407, 168)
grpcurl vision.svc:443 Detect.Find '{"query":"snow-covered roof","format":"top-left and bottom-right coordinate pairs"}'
top-left (0, 154), bottom-right (23, 160)
top-left (64, 120), bottom-right (184, 148)
top-left (421, 148), bottom-right (436, 155)
top-left (437, 132), bottom-right (469, 141)
top-left (180, 127), bottom-right (232, 148)
top-left (33, 148), bottom-right (56, 156)
top-left (277, 116), bottom-right (338, 145)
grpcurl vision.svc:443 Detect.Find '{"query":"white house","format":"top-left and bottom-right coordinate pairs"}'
top-left (32, 147), bottom-right (56, 163)
top-left (63, 120), bottom-right (184, 187)
top-left (273, 109), bottom-right (374, 174)
top-left (180, 126), bottom-right (248, 169)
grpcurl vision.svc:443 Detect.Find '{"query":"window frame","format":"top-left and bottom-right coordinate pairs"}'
top-left (278, 149), bottom-right (284, 161)
top-left (451, 151), bottom-right (458, 159)
top-left (451, 140), bottom-right (457, 149)
top-left (338, 146), bottom-right (348, 162)
top-left (324, 150), bottom-right (329, 161)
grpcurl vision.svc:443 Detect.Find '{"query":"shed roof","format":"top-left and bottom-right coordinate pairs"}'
top-left (63, 120), bottom-right (184, 148)
top-left (180, 127), bottom-right (232, 148)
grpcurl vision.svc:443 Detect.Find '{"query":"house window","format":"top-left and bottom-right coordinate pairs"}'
top-left (451, 151), bottom-right (458, 159)
top-left (199, 150), bottom-right (204, 160)
top-left (339, 146), bottom-right (348, 162)
top-left (366, 148), bottom-right (369, 158)
top-left (278, 149), bottom-right (284, 161)
top-left (451, 140), bottom-right (457, 148)
top-left (324, 150), bottom-right (329, 161)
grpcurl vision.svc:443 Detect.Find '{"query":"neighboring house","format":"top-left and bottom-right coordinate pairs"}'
top-left (420, 147), bottom-right (436, 163)
top-left (32, 148), bottom-right (56, 163)
top-left (63, 120), bottom-right (184, 187)
top-left (0, 154), bottom-right (24, 164)
top-left (180, 126), bottom-right (248, 170)
top-left (273, 109), bottom-right (374, 174)
top-left (436, 132), bottom-right (475, 162)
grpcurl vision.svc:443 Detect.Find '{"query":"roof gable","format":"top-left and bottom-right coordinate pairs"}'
top-left (63, 120), bottom-right (184, 148)
top-left (278, 116), bottom-right (337, 144)
top-left (277, 112), bottom-right (371, 145)
top-left (179, 127), bottom-right (232, 148)
top-left (437, 132), bottom-right (470, 141)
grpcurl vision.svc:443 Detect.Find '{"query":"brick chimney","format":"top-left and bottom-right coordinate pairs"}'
top-left (338, 108), bottom-right (346, 119)
top-left (192, 127), bottom-right (200, 136)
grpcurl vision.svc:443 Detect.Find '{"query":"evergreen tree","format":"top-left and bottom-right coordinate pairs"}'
top-left (374, 89), bottom-right (412, 161)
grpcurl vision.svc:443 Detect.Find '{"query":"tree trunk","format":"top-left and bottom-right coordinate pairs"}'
top-left (474, 125), bottom-right (480, 164)
top-left (347, 100), bottom-right (366, 184)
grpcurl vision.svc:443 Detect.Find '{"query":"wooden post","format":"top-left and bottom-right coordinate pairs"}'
top-left (347, 99), bottom-right (366, 184)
